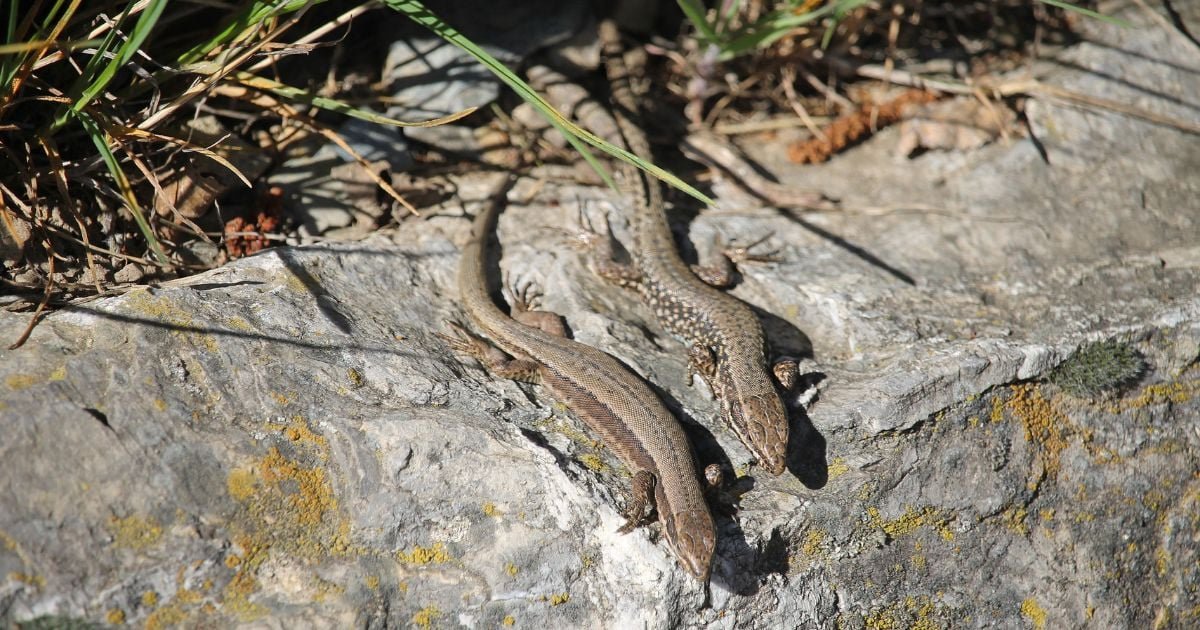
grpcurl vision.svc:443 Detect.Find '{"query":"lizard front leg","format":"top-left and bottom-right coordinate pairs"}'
top-left (691, 232), bottom-right (781, 289)
top-left (617, 469), bottom-right (658, 533)
top-left (573, 207), bottom-right (644, 289)
top-left (508, 280), bottom-right (569, 338)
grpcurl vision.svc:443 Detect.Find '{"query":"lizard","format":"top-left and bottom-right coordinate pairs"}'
top-left (582, 20), bottom-right (796, 476)
top-left (439, 176), bottom-right (717, 581)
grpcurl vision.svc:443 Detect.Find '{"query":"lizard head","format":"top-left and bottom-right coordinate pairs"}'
top-left (723, 388), bottom-right (789, 476)
top-left (664, 508), bottom-right (716, 582)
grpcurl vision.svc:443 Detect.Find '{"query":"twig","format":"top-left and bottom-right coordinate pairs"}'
top-left (8, 237), bottom-right (55, 350)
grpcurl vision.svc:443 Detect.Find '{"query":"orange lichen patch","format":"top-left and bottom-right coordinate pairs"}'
top-left (1020, 597), bottom-right (1047, 630)
top-left (264, 416), bottom-right (329, 460)
top-left (221, 536), bottom-right (270, 621)
top-left (397, 542), bottom-right (452, 565)
top-left (107, 514), bottom-right (163, 550)
top-left (227, 447), bottom-right (350, 555)
top-left (144, 601), bottom-right (187, 630)
top-left (218, 439), bottom-right (352, 622)
top-left (1005, 384), bottom-right (1072, 477)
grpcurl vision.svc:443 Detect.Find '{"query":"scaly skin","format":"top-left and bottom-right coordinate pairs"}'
top-left (442, 179), bottom-right (716, 580)
top-left (593, 21), bottom-right (791, 476)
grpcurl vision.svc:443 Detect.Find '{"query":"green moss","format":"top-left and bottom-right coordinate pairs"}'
top-left (1050, 340), bottom-right (1145, 398)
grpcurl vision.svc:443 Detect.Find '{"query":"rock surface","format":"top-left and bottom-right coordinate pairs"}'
top-left (3, 9), bottom-right (1199, 630)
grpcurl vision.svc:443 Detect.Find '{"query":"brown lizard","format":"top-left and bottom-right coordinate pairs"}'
top-left (440, 177), bottom-right (717, 580)
top-left (583, 21), bottom-right (796, 476)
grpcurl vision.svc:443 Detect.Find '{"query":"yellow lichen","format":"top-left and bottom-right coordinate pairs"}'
top-left (142, 590), bottom-right (159, 607)
top-left (220, 439), bottom-right (350, 622)
top-left (482, 502), bottom-right (502, 517)
top-left (1020, 597), bottom-right (1047, 630)
top-left (413, 605), bottom-right (440, 629)
top-left (990, 395), bottom-right (1005, 423)
top-left (1112, 378), bottom-right (1198, 412)
top-left (108, 514), bottom-right (163, 550)
top-left (800, 529), bottom-right (827, 556)
top-left (347, 368), bottom-right (364, 387)
top-left (827, 458), bottom-right (850, 479)
top-left (145, 604), bottom-right (187, 630)
top-left (225, 316), bottom-right (255, 332)
top-left (5, 374), bottom-right (38, 390)
top-left (7, 572), bottom-right (45, 588)
top-left (397, 542), bottom-right (452, 565)
top-left (864, 607), bottom-right (899, 630)
top-left (49, 366), bottom-right (66, 381)
top-left (548, 592), bottom-right (570, 606)
top-left (578, 453), bottom-right (608, 472)
top-left (502, 615), bottom-right (516, 626)
top-left (505, 563), bottom-right (519, 577)
top-left (106, 608), bottom-right (126, 625)
top-left (125, 290), bottom-right (219, 352)
top-left (1002, 506), bottom-right (1029, 535)
top-left (153, 398), bottom-right (168, 412)
top-left (365, 575), bottom-right (380, 590)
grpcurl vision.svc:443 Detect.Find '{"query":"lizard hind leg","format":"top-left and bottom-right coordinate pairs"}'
top-left (617, 470), bottom-right (658, 534)
top-left (437, 322), bottom-right (543, 383)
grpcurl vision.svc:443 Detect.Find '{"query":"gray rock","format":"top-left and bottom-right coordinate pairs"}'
top-left (2, 8), bottom-right (1199, 630)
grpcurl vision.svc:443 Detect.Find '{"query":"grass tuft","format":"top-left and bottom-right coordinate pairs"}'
top-left (1050, 340), bottom-right (1147, 398)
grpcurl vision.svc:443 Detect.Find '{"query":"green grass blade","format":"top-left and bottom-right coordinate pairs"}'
top-left (174, 0), bottom-right (326, 66)
top-left (51, 0), bottom-right (168, 130)
top-left (1035, 0), bottom-right (1131, 27)
top-left (234, 72), bottom-right (478, 127)
top-left (677, 0), bottom-right (719, 44)
top-left (385, 0), bottom-right (713, 205)
top-left (75, 110), bottom-right (170, 265)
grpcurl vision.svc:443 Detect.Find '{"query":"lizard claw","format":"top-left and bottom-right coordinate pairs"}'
top-left (435, 322), bottom-right (478, 355)
top-left (723, 232), bottom-right (782, 265)
top-left (569, 204), bottom-right (612, 252)
top-left (509, 278), bottom-right (543, 312)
